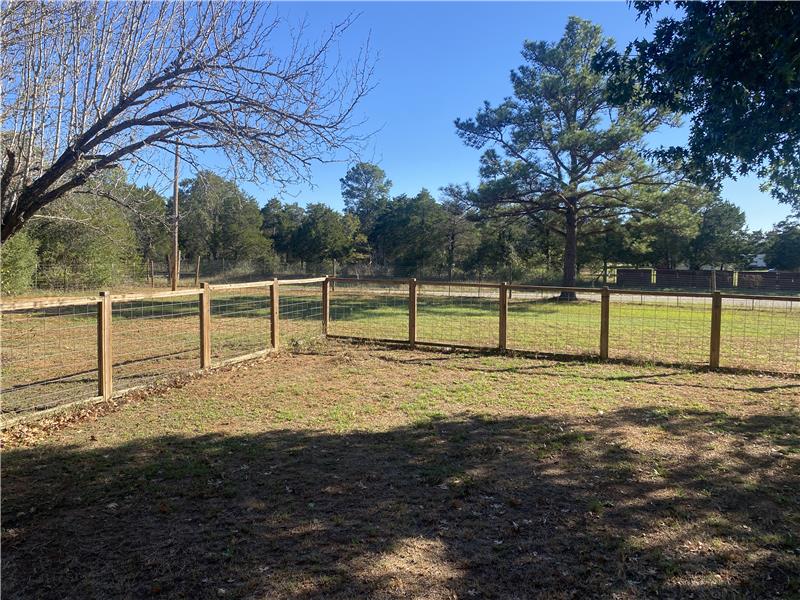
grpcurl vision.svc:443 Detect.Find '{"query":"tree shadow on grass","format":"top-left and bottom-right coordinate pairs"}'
top-left (3, 410), bottom-right (798, 599)
top-left (373, 348), bottom-right (800, 393)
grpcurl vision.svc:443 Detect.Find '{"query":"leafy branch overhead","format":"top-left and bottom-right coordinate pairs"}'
top-left (594, 0), bottom-right (800, 206)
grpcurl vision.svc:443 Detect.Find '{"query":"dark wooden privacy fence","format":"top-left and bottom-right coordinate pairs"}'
top-left (2, 276), bottom-right (798, 424)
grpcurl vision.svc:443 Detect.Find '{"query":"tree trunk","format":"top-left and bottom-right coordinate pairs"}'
top-left (1, 209), bottom-right (25, 243)
top-left (560, 205), bottom-right (578, 300)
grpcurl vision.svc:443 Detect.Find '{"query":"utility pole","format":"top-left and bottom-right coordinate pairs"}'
top-left (171, 141), bottom-right (180, 290)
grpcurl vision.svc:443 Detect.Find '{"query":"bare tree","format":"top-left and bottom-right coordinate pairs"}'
top-left (1, 0), bottom-right (373, 242)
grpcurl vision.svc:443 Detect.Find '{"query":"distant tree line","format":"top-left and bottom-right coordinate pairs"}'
top-left (3, 160), bottom-right (798, 294)
top-left (3, 6), bottom-right (799, 294)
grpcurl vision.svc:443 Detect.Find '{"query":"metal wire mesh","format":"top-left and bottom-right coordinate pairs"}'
top-left (608, 293), bottom-right (712, 366)
top-left (328, 280), bottom-right (409, 341)
top-left (417, 283), bottom-right (500, 348)
top-left (507, 288), bottom-right (601, 356)
top-left (3, 280), bottom-right (799, 423)
top-left (1, 302), bottom-right (98, 415)
top-left (720, 296), bottom-right (800, 374)
top-left (210, 287), bottom-right (271, 362)
top-left (111, 296), bottom-right (200, 390)
top-left (280, 282), bottom-right (323, 346)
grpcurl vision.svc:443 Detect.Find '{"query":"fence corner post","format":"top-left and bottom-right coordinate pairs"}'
top-left (499, 282), bottom-right (508, 351)
top-left (97, 291), bottom-right (112, 399)
top-left (270, 277), bottom-right (280, 350)
top-left (200, 282), bottom-right (211, 368)
top-left (709, 290), bottom-right (722, 369)
top-left (322, 276), bottom-right (330, 337)
top-left (408, 278), bottom-right (417, 349)
top-left (600, 286), bottom-right (610, 360)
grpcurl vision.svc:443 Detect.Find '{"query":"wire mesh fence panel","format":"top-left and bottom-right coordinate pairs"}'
top-left (507, 289), bottom-right (601, 356)
top-left (1, 302), bottom-right (99, 415)
top-left (328, 281), bottom-right (409, 341)
top-left (720, 297), bottom-right (800, 374)
top-left (210, 287), bottom-right (271, 363)
top-left (111, 296), bottom-right (200, 390)
top-left (608, 293), bottom-right (712, 366)
top-left (417, 284), bottom-right (500, 348)
top-left (280, 282), bottom-right (323, 347)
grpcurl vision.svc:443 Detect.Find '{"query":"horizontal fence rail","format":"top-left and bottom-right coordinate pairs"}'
top-left (0, 277), bottom-right (327, 423)
top-left (326, 278), bottom-right (800, 375)
top-left (2, 276), bottom-right (798, 424)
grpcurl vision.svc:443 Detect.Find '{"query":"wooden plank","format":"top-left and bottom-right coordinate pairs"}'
top-left (1, 295), bottom-right (100, 311)
top-left (709, 291), bottom-right (722, 369)
top-left (97, 291), bottom-right (113, 399)
top-left (213, 349), bottom-right (269, 368)
top-left (326, 334), bottom-right (408, 344)
top-left (600, 287), bottom-right (610, 360)
top-left (417, 280), bottom-right (502, 289)
top-left (200, 283), bottom-right (211, 368)
top-left (718, 293), bottom-right (800, 302)
top-left (270, 277), bottom-right (280, 350)
top-left (330, 277), bottom-right (410, 286)
top-left (208, 281), bottom-right (273, 291)
top-left (110, 288), bottom-right (203, 302)
top-left (332, 277), bottom-right (501, 289)
top-left (508, 284), bottom-right (604, 295)
top-left (499, 282), bottom-right (508, 351)
top-left (277, 277), bottom-right (328, 285)
top-left (605, 288), bottom-right (714, 299)
top-left (322, 277), bottom-right (330, 336)
top-left (408, 278), bottom-right (417, 349)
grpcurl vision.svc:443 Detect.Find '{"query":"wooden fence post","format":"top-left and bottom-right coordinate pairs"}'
top-left (499, 282), bottom-right (508, 351)
top-left (200, 283), bottom-right (211, 368)
top-left (600, 287), bottom-right (610, 360)
top-left (97, 291), bottom-right (112, 399)
top-left (408, 278), bottom-right (417, 349)
top-left (270, 278), bottom-right (280, 350)
top-left (322, 276), bottom-right (330, 337)
top-left (709, 291), bottom-right (722, 369)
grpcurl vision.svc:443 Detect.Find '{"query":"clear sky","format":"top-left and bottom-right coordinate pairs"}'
top-left (211, 1), bottom-right (793, 231)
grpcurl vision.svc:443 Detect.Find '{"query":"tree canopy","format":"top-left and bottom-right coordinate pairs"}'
top-left (594, 1), bottom-right (800, 206)
top-left (455, 17), bottom-right (676, 293)
top-left (765, 220), bottom-right (800, 270)
top-left (177, 172), bottom-right (273, 263)
top-left (340, 162), bottom-right (393, 237)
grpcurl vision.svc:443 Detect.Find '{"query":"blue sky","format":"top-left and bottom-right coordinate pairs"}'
top-left (215, 2), bottom-right (791, 231)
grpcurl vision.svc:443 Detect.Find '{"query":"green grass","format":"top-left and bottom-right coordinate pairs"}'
top-left (2, 347), bottom-right (798, 599)
top-left (329, 291), bottom-right (800, 372)
top-left (2, 289), bottom-right (799, 415)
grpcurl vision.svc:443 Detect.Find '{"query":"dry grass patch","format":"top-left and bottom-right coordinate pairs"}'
top-left (2, 345), bottom-right (799, 599)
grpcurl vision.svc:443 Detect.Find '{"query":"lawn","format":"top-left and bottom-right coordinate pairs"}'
top-left (2, 287), bottom-right (798, 415)
top-left (2, 345), bottom-right (799, 599)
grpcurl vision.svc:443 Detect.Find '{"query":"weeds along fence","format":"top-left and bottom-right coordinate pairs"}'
top-left (2, 276), bottom-right (799, 424)
top-left (0, 278), bottom-right (327, 423)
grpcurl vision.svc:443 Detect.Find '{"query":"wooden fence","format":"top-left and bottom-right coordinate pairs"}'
top-left (0, 277), bottom-right (326, 424)
top-left (325, 277), bottom-right (800, 373)
top-left (2, 276), bottom-right (798, 424)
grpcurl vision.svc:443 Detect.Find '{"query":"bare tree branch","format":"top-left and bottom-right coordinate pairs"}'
top-left (1, 0), bottom-right (374, 241)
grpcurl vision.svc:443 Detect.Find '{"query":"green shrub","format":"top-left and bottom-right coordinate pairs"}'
top-left (0, 232), bottom-right (39, 295)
